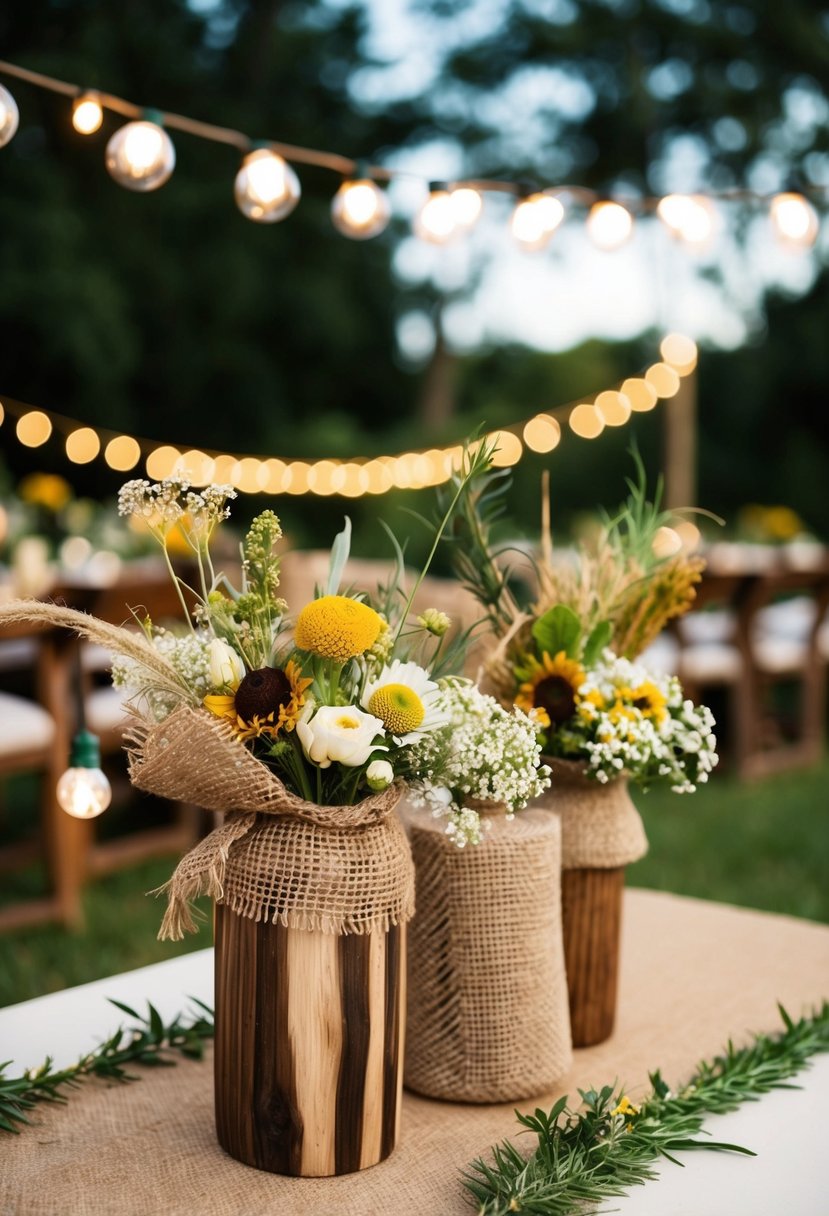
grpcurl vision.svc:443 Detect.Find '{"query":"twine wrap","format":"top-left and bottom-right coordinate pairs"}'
top-left (126, 705), bottom-right (414, 940)
top-left (540, 758), bottom-right (648, 870)
top-left (404, 807), bottom-right (572, 1103)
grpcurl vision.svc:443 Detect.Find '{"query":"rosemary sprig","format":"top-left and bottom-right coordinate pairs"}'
top-left (0, 998), bottom-right (214, 1134)
top-left (463, 1002), bottom-right (829, 1215)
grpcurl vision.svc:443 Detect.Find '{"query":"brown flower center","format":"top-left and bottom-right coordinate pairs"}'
top-left (533, 675), bottom-right (577, 726)
top-left (234, 666), bottom-right (292, 724)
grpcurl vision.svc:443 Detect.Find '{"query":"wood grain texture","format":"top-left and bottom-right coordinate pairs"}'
top-left (561, 867), bottom-right (624, 1047)
top-left (214, 904), bottom-right (404, 1176)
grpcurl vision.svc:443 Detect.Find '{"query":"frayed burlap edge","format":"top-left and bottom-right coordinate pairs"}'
top-left (539, 756), bottom-right (648, 869)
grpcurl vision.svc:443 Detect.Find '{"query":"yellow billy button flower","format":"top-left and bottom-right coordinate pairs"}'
top-left (367, 683), bottom-right (425, 736)
top-left (294, 595), bottom-right (382, 662)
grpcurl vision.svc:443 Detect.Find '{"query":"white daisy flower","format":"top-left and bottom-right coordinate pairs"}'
top-left (361, 659), bottom-right (447, 744)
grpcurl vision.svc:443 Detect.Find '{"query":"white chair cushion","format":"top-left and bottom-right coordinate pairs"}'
top-left (81, 644), bottom-right (114, 674)
top-left (755, 596), bottom-right (816, 642)
top-left (86, 687), bottom-right (130, 736)
top-left (639, 634), bottom-right (681, 675)
top-left (0, 692), bottom-right (56, 756)
top-left (679, 643), bottom-right (743, 684)
top-left (678, 610), bottom-right (735, 646)
top-left (753, 636), bottom-right (809, 674)
top-left (0, 638), bottom-right (39, 672)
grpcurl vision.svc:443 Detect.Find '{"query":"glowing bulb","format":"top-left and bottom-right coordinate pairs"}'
top-left (16, 411), bottom-right (52, 447)
top-left (66, 427), bottom-right (101, 464)
top-left (415, 185), bottom-right (457, 244)
top-left (104, 435), bottom-right (141, 471)
top-left (106, 120), bottom-right (175, 191)
top-left (657, 194), bottom-right (716, 245)
top-left (511, 192), bottom-right (565, 251)
top-left (56, 731), bottom-right (112, 820)
top-left (72, 92), bottom-right (103, 135)
top-left (660, 333), bottom-right (698, 375)
top-left (145, 445), bottom-right (180, 480)
top-left (770, 192), bottom-right (819, 248)
top-left (645, 362), bottom-right (681, 398)
top-left (587, 200), bottom-right (633, 251)
top-left (652, 526), bottom-right (683, 559)
top-left (621, 377), bottom-right (658, 412)
top-left (235, 149), bottom-right (300, 223)
top-left (674, 520), bottom-right (701, 552)
top-left (489, 431), bottom-right (523, 467)
top-left (331, 178), bottom-right (390, 239)
top-left (449, 187), bottom-right (483, 230)
top-left (523, 415), bottom-right (561, 453)
top-left (594, 390), bottom-right (631, 427)
top-left (0, 84), bottom-right (20, 149)
top-left (569, 403), bottom-right (605, 439)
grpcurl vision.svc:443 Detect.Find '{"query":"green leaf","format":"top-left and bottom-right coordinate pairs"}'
top-left (583, 619), bottom-right (613, 666)
top-left (532, 604), bottom-right (582, 660)
top-left (326, 516), bottom-right (352, 596)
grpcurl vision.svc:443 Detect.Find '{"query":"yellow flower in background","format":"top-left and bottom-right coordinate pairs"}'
top-left (631, 680), bottom-right (668, 725)
top-left (294, 594), bottom-right (382, 662)
top-left (516, 650), bottom-right (585, 727)
top-left (611, 1095), bottom-right (639, 1119)
top-left (18, 473), bottom-right (72, 512)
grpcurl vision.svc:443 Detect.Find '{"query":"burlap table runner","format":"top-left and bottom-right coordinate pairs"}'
top-left (405, 808), bottom-right (571, 1101)
top-left (541, 757), bottom-right (649, 869)
top-left (4, 889), bottom-right (828, 1216)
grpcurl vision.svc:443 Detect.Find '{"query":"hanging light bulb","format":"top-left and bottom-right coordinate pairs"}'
top-left (56, 730), bottom-right (112, 820)
top-left (769, 191), bottom-right (819, 248)
top-left (511, 190), bottom-right (565, 251)
top-left (657, 193), bottom-right (716, 246)
top-left (331, 171), bottom-right (390, 239)
top-left (72, 91), bottom-right (104, 135)
top-left (106, 115), bottom-right (175, 191)
top-left (415, 182), bottom-right (457, 244)
top-left (235, 147), bottom-right (301, 222)
top-left (587, 199), bottom-right (634, 250)
top-left (449, 185), bottom-right (483, 230)
top-left (0, 83), bottom-right (20, 148)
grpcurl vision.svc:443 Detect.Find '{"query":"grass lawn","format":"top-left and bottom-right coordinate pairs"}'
top-left (1, 758), bottom-right (827, 1008)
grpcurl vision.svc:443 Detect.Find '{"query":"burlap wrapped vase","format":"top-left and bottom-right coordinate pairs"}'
top-left (538, 758), bottom-right (648, 1047)
top-left (129, 705), bottom-right (415, 1178)
top-left (403, 805), bottom-right (572, 1103)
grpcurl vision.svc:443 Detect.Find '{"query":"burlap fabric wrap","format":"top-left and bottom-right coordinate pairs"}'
top-left (540, 757), bottom-right (648, 870)
top-left (404, 807), bottom-right (572, 1103)
top-left (127, 705), bottom-right (414, 940)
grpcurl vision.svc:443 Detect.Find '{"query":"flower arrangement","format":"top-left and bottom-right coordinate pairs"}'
top-left (106, 449), bottom-right (547, 843)
top-left (446, 454), bottom-right (719, 792)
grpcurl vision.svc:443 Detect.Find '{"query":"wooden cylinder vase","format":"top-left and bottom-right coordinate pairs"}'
top-left (539, 759), bottom-right (648, 1048)
top-left (215, 905), bottom-right (406, 1177)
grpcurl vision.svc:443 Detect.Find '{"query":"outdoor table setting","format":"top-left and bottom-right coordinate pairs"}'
top-left (2, 6), bottom-right (829, 1215)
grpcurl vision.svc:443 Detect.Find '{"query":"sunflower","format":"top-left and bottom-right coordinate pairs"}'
top-left (362, 660), bottom-right (446, 744)
top-left (204, 659), bottom-right (312, 740)
top-left (630, 680), bottom-right (668, 725)
top-left (294, 595), bottom-right (382, 662)
top-left (515, 650), bottom-right (585, 727)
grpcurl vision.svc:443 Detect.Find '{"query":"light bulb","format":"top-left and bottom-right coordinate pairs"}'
top-left (106, 120), bottom-right (175, 191)
top-left (56, 731), bottom-right (111, 820)
top-left (511, 192), bottom-right (565, 251)
top-left (449, 186), bottom-right (483, 230)
top-left (235, 148), bottom-right (300, 222)
top-left (770, 191), bottom-right (819, 248)
top-left (72, 92), bottom-right (104, 135)
top-left (587, 200), bottom-right (633, 250)
top-left (331, 177), bottom-right (390, 239)
top-left (0, 84), bottom-right (20, 148)
top-left (657, 193), bottom-right (716, 245)
top-left (652, 526), bottom-right (683, 559)
top-left (415, 185), bottom-right (457, 244)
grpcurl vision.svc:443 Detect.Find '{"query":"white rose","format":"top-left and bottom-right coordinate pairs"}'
top-left (366, 759), bottom-right (394, 791)
top-left (208, 638), bottom-right (246, 691)
top-left (296, 703), bottom-right (386, 769)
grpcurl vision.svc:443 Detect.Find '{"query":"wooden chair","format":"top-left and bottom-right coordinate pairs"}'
top-left (0, 625), bottom-right (87, 930)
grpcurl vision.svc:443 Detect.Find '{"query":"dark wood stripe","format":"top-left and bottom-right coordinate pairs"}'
top-left (252, 917), bottom-right (303, 1173)
top-left (561, 867), bottom-right (623, 1046)
top-left (380, 924), bottom-right (401, 1161)
top-left (214, 904), bottom-right (258, 1165)
top-left (334, 933), bottom-right (372, 1174)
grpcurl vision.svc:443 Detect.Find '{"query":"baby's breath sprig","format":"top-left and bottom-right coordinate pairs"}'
top-left (0, 999), bottom-right (214, 1135)
top-left (463, 1002), bottom-right (829, 1215)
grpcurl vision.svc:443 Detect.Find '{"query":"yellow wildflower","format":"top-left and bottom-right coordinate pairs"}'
top-left (294, 595), bottom-right (382, 662)
top-left (516, 650), bottom-right (585, 726)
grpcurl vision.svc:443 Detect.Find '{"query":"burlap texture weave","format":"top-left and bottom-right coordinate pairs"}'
top-left (126, 705), bottom-right (413, 940)
top-left (540, 758), bottom-right (648, 870)
top-left (404, 808), bottom-right (572, 1103)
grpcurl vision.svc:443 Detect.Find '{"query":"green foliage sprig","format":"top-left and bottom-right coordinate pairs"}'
top-left (463, 1003), bottom-right (829, 1215)
top-left (0, 998), bottom-right (214, 1134)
